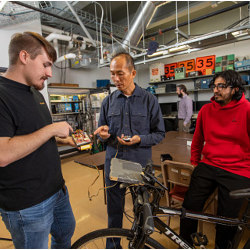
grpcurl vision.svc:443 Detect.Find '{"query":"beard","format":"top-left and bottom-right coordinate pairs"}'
top-left (214, 99), bottom-right (224, 104)
top-left (34, 82), bottom-right (45, 90)
top-left (214, 94), bottom-right (225, 104)
top-left (35, 78), bottom-right (47, 90)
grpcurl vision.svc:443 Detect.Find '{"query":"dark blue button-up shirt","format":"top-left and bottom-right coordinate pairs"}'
top-left (98, 84), bottom-right (165, 176)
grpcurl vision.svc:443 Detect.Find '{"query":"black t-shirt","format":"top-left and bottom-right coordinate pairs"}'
top-left (0, 76), bottom-right (64, 211)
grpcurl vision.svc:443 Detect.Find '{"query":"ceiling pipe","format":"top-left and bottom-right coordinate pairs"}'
top-left (45, 33), bottom-right (75, 63)
top-left (132, 24), bottom-right (250, 58)
top-left (99, 32), bottom-right (250, 67)
top-left (99, 47), bottom-right (201, 68)
top-left (53, 39), bottom-right (59, 59)
top-left (165, 24), bottom-right (250, 49)
top-left (135, 48), bottom-right (201, 65)
top-left (11, 1), bottom-right (122, 41)
top-left (42, 25), bottom-right (106, 47)
top-left (56, 53), bottom-right (76, 63)
top-left (65, 1), bottom-right (96, 47)
top-left (144, 1), bottom-right (249, 39)
top-left (122, 1), bottom-right (164, 49)
top-left (46, 33), bottom-right (72, 42)
top-left (93, 2), bottom-right (104, 64)
top-left (135, 34), bottom-right (250, 66)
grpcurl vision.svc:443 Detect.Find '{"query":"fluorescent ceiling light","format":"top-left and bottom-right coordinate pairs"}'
top-left (169, 45), bottom-right (190, 53)
top-left (147, 50), bottom-right (168, 57)
top-left (231, 29), bottom-right (249, 38)
top-left (0, 0), bottom-right (8, 11)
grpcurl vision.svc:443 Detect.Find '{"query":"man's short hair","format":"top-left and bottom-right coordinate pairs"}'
top-left (210, 70), bottom-right (245, 101)
top-left (177, 84), bottom-right (188, 95)
top-left (8, 31), bottom-right (57, 66)
top-left (111, 52), bottom-right (135, 72)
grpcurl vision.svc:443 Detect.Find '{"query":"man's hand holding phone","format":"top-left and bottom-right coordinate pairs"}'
top-left (117, 134), bottom-right (141, 145)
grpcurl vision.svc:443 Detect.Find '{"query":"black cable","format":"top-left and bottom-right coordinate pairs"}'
top-left (122, 190), bottom-right (135, 223)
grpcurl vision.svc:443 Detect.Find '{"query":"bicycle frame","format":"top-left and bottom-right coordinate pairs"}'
top-left (154, 205), bottom-right (248, 249)
top-left (128, 183), bottom-right (249, 249)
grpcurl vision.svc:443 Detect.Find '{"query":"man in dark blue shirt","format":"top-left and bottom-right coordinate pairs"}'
top-left (94, 52), bottom-right (165, 248)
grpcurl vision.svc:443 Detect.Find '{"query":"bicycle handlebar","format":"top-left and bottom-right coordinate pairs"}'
top-left (141, 171), bottom-right (168, 191)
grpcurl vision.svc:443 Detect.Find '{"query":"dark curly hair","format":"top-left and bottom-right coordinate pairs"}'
top-left (210, 70), bottom-right (245, 101)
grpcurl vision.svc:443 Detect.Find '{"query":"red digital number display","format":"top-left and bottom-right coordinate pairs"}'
top-left (178, 59), bottom-right (195, 75)
top-left (196, 55), bottom-right (215, 75)
top-left (165, 63), bottom-right (177, 78)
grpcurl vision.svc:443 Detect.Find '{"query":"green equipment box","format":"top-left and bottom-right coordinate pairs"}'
top-left (174, 67), bottom-right (186, 79)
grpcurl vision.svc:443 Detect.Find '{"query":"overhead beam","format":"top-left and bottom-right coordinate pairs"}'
top-left (65, 1), bottom-right (96, 47)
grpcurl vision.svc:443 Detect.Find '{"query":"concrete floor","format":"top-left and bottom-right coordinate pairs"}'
top-left (0, 154), bottom-right (248, 249)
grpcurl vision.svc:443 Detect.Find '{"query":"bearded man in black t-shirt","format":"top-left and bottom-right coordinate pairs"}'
top-left (0, 32), bottom-right (76, 249)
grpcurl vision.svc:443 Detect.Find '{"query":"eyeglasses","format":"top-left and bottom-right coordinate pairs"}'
top-left (209, 83), bottom-right (232, 91)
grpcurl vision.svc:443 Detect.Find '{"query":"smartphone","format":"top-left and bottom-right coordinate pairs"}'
top-left (123, 136), bottom-right (131, 142)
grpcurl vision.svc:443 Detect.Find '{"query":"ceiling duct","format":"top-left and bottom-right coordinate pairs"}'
top-left (144, 1), bottom-right (249, 40)
top-left (122, 1), bottom-right (164, 50)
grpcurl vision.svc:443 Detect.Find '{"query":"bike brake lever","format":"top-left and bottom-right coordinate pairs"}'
top-left (142, 172), bottom-right (168, 191)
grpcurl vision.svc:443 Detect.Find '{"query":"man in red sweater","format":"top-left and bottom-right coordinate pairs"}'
top-left (180, 70), bottom-right (250, 248)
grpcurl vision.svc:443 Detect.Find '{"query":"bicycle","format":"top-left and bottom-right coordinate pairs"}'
top-left (72, 159), bottom-right (250, 249)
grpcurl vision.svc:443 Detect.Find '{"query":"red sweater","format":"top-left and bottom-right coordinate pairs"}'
top-left (191, 93), bottom-right (250, 178)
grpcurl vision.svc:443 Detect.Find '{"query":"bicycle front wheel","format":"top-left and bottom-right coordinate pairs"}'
top-left (72, 228), bottom-right (164, 249)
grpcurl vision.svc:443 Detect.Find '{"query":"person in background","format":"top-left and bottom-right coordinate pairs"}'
top-left (94, 52), bottom-right (165, 248)
top-left (176, 84), bottom-right (193, 132)
top-left (180, 70), bottom-right (250, 248)
top-left (0, 31), bottom-right (76, 248)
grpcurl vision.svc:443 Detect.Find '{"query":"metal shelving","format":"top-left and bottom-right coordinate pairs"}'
top-left (149, 74), bottom-right (214, 86)
top-left (52, 112), bottom-right (80, 116)
top-left (50, 101), bottom-right (82, 103)
top-left (150, 70), bottom-right (250, 86)
top-left (155, 88), bottom-right (212, 96)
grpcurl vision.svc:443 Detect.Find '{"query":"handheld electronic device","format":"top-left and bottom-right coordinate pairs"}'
top-left (123, 136), bottom-right (131, 142)
top-left (71, 130), bottom-right (92, 150)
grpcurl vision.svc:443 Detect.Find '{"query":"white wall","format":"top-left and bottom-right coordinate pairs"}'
top-left (0, 19), bottom-right (42, 66)
top-left (0, 18), bottom-right (50, 106)
top-left (49, 62), bottom-right (111, 89)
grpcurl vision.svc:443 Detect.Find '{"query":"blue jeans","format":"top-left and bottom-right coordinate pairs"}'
top-left (0, 185), bottom-right (75, 249)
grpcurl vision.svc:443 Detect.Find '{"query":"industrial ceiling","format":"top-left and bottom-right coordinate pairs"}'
top-left (0, 1), bottom-right (250, 66)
